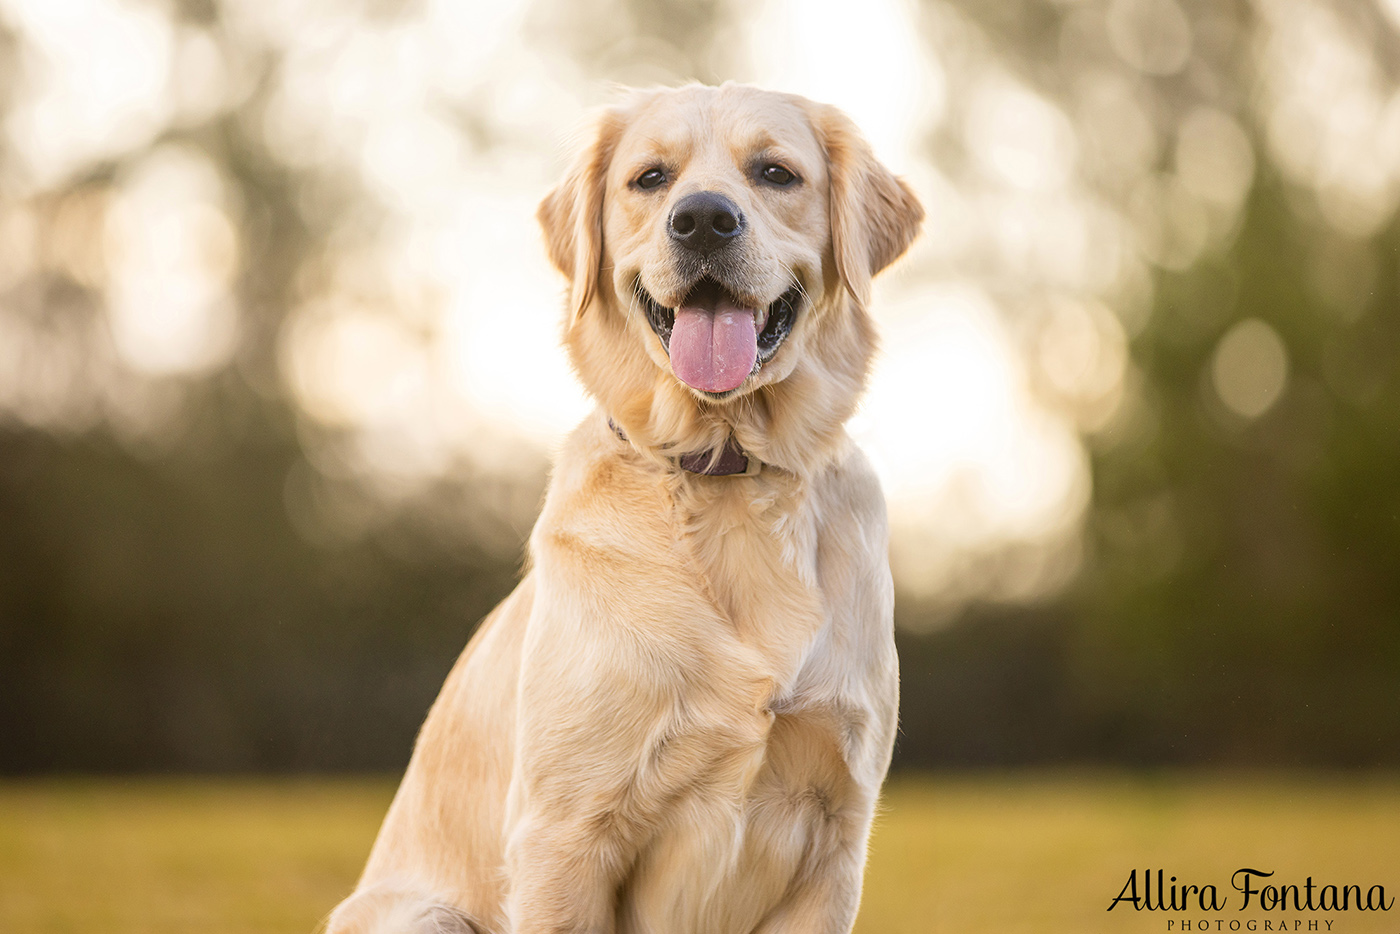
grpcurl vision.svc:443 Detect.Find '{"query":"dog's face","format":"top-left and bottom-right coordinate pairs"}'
top-left (603, 88), bottom-right (829, 396)
top-left (539, 85), bottom-right (921, 466)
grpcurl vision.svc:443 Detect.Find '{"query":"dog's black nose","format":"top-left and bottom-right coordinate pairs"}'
top-left (668, 191), bottom-right (745, 255)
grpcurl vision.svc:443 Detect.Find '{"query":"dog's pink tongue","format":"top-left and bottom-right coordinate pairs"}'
top-left (670, 300), bottom-right (758, 393)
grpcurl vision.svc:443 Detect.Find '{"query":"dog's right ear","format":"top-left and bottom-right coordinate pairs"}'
top-left (537, 110), bottom-right (625, 323)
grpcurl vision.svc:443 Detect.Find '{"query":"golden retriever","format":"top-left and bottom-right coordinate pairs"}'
top-left (325, 82), bottom-right (922, 934)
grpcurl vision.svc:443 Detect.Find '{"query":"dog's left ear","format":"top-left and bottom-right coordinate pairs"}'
top-left (537, 109), bottom-right (626, 323)
top-left (810, 104), bottom-right (924, 309)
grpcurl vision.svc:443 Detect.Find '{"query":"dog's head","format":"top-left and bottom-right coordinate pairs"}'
top-left (539, 84), bottom-right (922, 473)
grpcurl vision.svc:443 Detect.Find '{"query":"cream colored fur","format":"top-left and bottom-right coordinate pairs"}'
top-left (325, 83), bottom-right (922, 934)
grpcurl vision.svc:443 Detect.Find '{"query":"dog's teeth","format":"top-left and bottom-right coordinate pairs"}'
top-left (755, 308), bottom-right (769, 332)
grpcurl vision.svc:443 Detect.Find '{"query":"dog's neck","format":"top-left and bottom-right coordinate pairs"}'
top-left (608, 418), bottom-right (760, 477)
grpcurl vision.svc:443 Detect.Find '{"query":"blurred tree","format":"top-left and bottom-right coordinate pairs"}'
top-left (2, 0), bottom-right (1398, 774)
top-left (0, 0), bottom-right (536, 771)
top-left (1064, 175), bottom-right (1400, 766)
top-left (894, 0), bottom-right (1400, 767)
top-left (895, 182), bottom-right (1400, 768)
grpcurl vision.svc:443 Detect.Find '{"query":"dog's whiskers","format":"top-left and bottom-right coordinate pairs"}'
top-left (777, 261), bottom-right (812, 308)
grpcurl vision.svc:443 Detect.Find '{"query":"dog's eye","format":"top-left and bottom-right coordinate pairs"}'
top-left (761, 164), bottom-right (798, 186)
top-left (635, 168), bottom-right (667, 190)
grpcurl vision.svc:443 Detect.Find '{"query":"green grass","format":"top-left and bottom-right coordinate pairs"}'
top-left (0, 778), bottom-right (392, 934)
top-left (0, 773), bottom-right (1396, 933)
top-left (862, 773), bottom-right (1400, 934)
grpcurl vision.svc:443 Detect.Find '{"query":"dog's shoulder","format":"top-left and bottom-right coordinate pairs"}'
top-left (531, 412), bottom-right (676, 565)
top-left (813, 435), bottom-right (889, 538)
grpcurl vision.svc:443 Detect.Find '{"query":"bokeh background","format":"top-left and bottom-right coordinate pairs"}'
top-left (2, 0), bottom-right (1399, 779)
top-left (5, 2), bottom-right (1400, 932)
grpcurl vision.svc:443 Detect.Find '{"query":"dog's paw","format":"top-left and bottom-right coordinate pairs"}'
top-left (323, 889), bottom-right (484, 934)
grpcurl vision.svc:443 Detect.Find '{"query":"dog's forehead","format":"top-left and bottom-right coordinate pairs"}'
top-left (616, 87), bottom-right (822, 166)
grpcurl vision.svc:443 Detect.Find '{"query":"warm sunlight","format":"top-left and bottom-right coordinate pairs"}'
top-left (3, 0), bottom-right (1391, 607)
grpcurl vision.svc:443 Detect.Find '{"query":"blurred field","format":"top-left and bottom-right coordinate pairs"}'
top-left (0, 773), bottom-right (1397, 934)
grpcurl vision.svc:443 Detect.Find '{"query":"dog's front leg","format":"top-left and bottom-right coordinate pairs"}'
top-left (502, 674), bottom-right (653, 934)
top-left (504, 812), bottom-right (631, 934)
top-left (503, 567), bottom-right (772, 934)
top-left (750, 801), bottom-right (877, 934)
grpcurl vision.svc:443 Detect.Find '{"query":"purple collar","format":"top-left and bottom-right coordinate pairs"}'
top-left (608, 419), bottom-right (760, 477)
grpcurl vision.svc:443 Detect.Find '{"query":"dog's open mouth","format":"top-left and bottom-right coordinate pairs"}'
top-left (638, 278), bottom-right (800, 395)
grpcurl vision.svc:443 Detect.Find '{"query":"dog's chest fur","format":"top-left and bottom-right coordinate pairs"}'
top-left (609, 439), bottom-right (896, 932)
top-left (670, 467), bottom-right (825, 686)
top-left (515, 416), bottom-right (896, 934)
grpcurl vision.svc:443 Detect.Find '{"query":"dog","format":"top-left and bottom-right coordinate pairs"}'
top-left (326, 83), bottom-right (922, 934)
